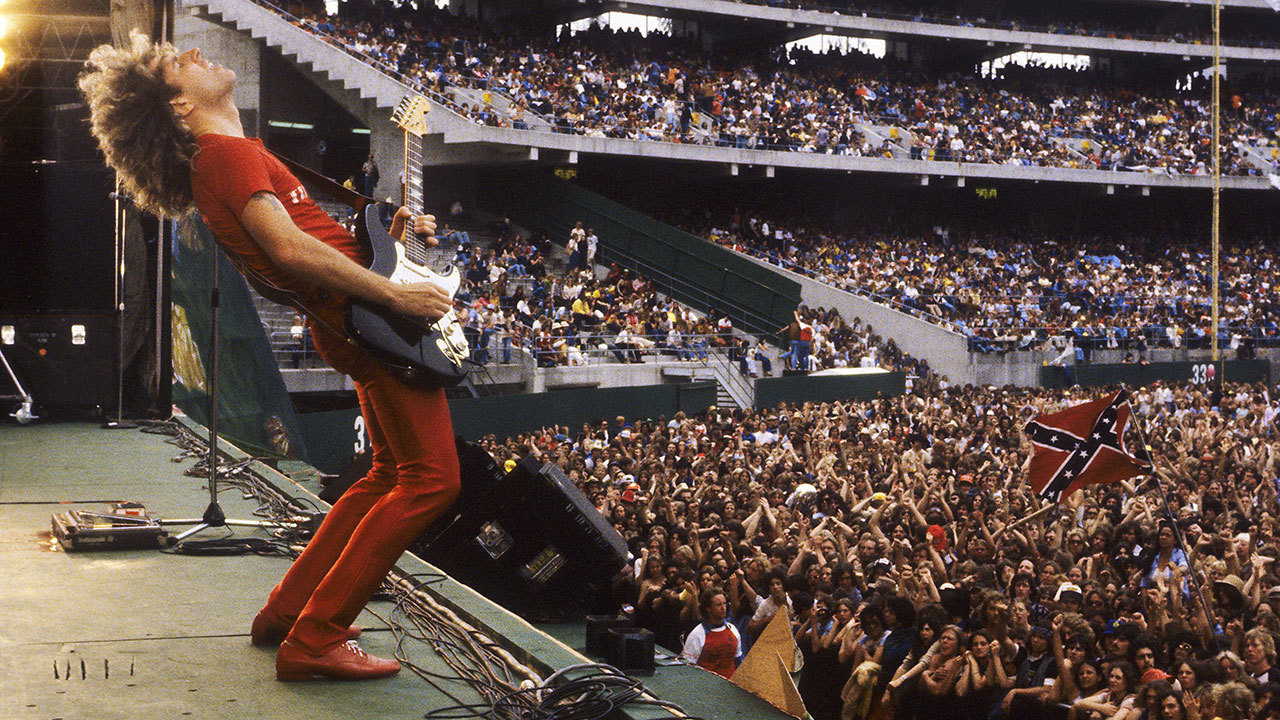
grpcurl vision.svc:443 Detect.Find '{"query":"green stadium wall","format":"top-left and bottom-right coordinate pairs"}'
top-left (1039, 360), bottom-right (1271, 389)
top-left (297, 381), bottom-right (719, 474)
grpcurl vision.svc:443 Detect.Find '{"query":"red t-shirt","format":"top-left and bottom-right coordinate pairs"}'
top-left (189, 133), bottom-right (367, 314)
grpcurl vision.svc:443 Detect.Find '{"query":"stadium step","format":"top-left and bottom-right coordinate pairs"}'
top-left (714, 382), bottom-right (738, 410)
top-left (662, 365), bottom-right (751, 410)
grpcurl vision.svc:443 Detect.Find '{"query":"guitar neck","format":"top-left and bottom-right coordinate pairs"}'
top-left (403, 130), bottom-right (424, 216)
top-left (402, 130), bottom-right (429, 264)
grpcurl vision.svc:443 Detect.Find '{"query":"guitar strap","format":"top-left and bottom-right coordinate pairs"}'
top-left (267, 148), bottom-right (375, 212)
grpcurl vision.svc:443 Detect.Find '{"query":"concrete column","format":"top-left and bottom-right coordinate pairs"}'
top-left (366, 118), bottom-right (402, 205)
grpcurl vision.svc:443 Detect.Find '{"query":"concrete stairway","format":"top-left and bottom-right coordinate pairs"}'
top-left (185, 0), bottom-right (474, 134)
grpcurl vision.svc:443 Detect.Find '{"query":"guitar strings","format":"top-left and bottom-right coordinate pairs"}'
top-left (405, 129), bottom-right (429, 266)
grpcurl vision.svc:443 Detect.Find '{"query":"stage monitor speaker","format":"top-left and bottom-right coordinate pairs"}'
top-left (416, 455), bottom-right (629, 622)
top-left (604, 627), bottom-right (655, 676)
top-left (417, 437), bottom-right (503, 546)
top-left (0, 315), bottom-right (116, 413)
top-left (585, 615), bottom-right (634, 657)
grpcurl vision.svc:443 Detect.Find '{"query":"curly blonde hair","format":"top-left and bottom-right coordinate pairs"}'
top-left (78, 31), bottom-right (198, 217)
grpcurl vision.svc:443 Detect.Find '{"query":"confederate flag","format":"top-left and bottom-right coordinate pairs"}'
top-left (1024, 390), bottom-right (1151, 503)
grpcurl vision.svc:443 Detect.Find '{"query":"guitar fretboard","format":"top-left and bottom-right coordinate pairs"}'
top-left (403, 129), bottom-right (432, 267)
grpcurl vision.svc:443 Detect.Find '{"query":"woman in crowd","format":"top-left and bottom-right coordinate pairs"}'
top-left (919, 626), bottom-right (967, 719)
top-left (1153, 690), bottom-right (1186, 720)
top-left (956, 629), bottom-right (1013, 720)
top-left (1072, 661), bottom-right (1140, 720)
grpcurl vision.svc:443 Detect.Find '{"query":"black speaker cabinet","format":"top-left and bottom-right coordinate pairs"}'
top-left (417, 438), bottom-right (504, 546)
top-left (604, 627), bottom-right (655, 676)
top-left (585, 615), bottom-right (635, 657)
top-left (417, 455), bottom-right (629, 621)
top-left (0, 315), bottom-right (116, 413)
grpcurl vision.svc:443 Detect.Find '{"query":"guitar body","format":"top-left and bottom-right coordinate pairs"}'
top-left (345, 202), bottom-right (470, 387)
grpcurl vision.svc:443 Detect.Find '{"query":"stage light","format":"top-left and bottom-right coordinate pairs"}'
top-left (0, 48), bottom-right (6, 73)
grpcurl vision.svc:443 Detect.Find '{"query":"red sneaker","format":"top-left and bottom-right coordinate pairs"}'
top-left (275, 639), bottom-right (400, 681)
top-left (250, 610), bottom-right (361, 646)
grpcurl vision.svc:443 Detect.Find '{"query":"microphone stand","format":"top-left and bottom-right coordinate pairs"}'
top-left (160, 231), bottom-right (280, 542)
top-left (103, 185), bottom-right (137, 429)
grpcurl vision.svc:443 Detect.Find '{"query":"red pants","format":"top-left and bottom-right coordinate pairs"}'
top-left (263, 313), bottom-right (460, 655)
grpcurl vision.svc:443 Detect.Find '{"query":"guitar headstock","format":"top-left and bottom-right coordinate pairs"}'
top-left (392, 95), bottom-right (431, 137)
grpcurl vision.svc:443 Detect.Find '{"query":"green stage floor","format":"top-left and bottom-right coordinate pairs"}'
top-left (0, 421), bottom-right (787, 720)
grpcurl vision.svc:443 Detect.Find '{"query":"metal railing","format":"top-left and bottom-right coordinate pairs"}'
top-left (712, 0), bottom-right (1279, 49)
top-left (706, 347), bottom-right (756, 408)
top-left (520, 331), bottom-right (727, 367)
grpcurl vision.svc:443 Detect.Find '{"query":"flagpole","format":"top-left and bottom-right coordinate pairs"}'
top-left (1129, 406), bottom-right (1218, 646)
top-left (994, 502), bottom-right (1058, 537)
top-left (1210, 0), bottom-right (1221, 370)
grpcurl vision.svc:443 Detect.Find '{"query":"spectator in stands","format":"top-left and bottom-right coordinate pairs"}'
top-left (584, 228), bottom-right (599, 269)
top-left (568, 222), bottom-right (585, 270)
top-left (289, 314), bottom-right (308, 368)
top-left (439, 223), bottom-right (470, 247)
top-left (361, 153), bottom-right (379, 197)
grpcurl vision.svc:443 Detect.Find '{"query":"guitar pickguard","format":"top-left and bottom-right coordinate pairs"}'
top-left (389, 242), bottom-right (462, 296)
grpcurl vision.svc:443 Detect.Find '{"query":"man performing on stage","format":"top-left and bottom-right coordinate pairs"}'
top-left (78, 33), bottom-right (461, 681)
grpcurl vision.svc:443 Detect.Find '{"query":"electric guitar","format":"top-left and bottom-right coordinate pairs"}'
top-left (345, 95), bottom-right (470, 387)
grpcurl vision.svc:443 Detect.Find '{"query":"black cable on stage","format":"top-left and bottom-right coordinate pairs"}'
top-left (420, 659), bottom-right (708, 720)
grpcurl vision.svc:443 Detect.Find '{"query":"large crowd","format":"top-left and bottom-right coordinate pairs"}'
top-left (440, 217), bottom-right (742, 368)
top-left (236, 6), bottom-right (1280, 720)
top-left (278, 2), bottom-right (1278, 177)
top-left (436, 217), bottom-right (934, 381)
top-left (481, 379), bottom-right (1280, 720)
top-left (666, 209), bottom-right (1280, 355)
